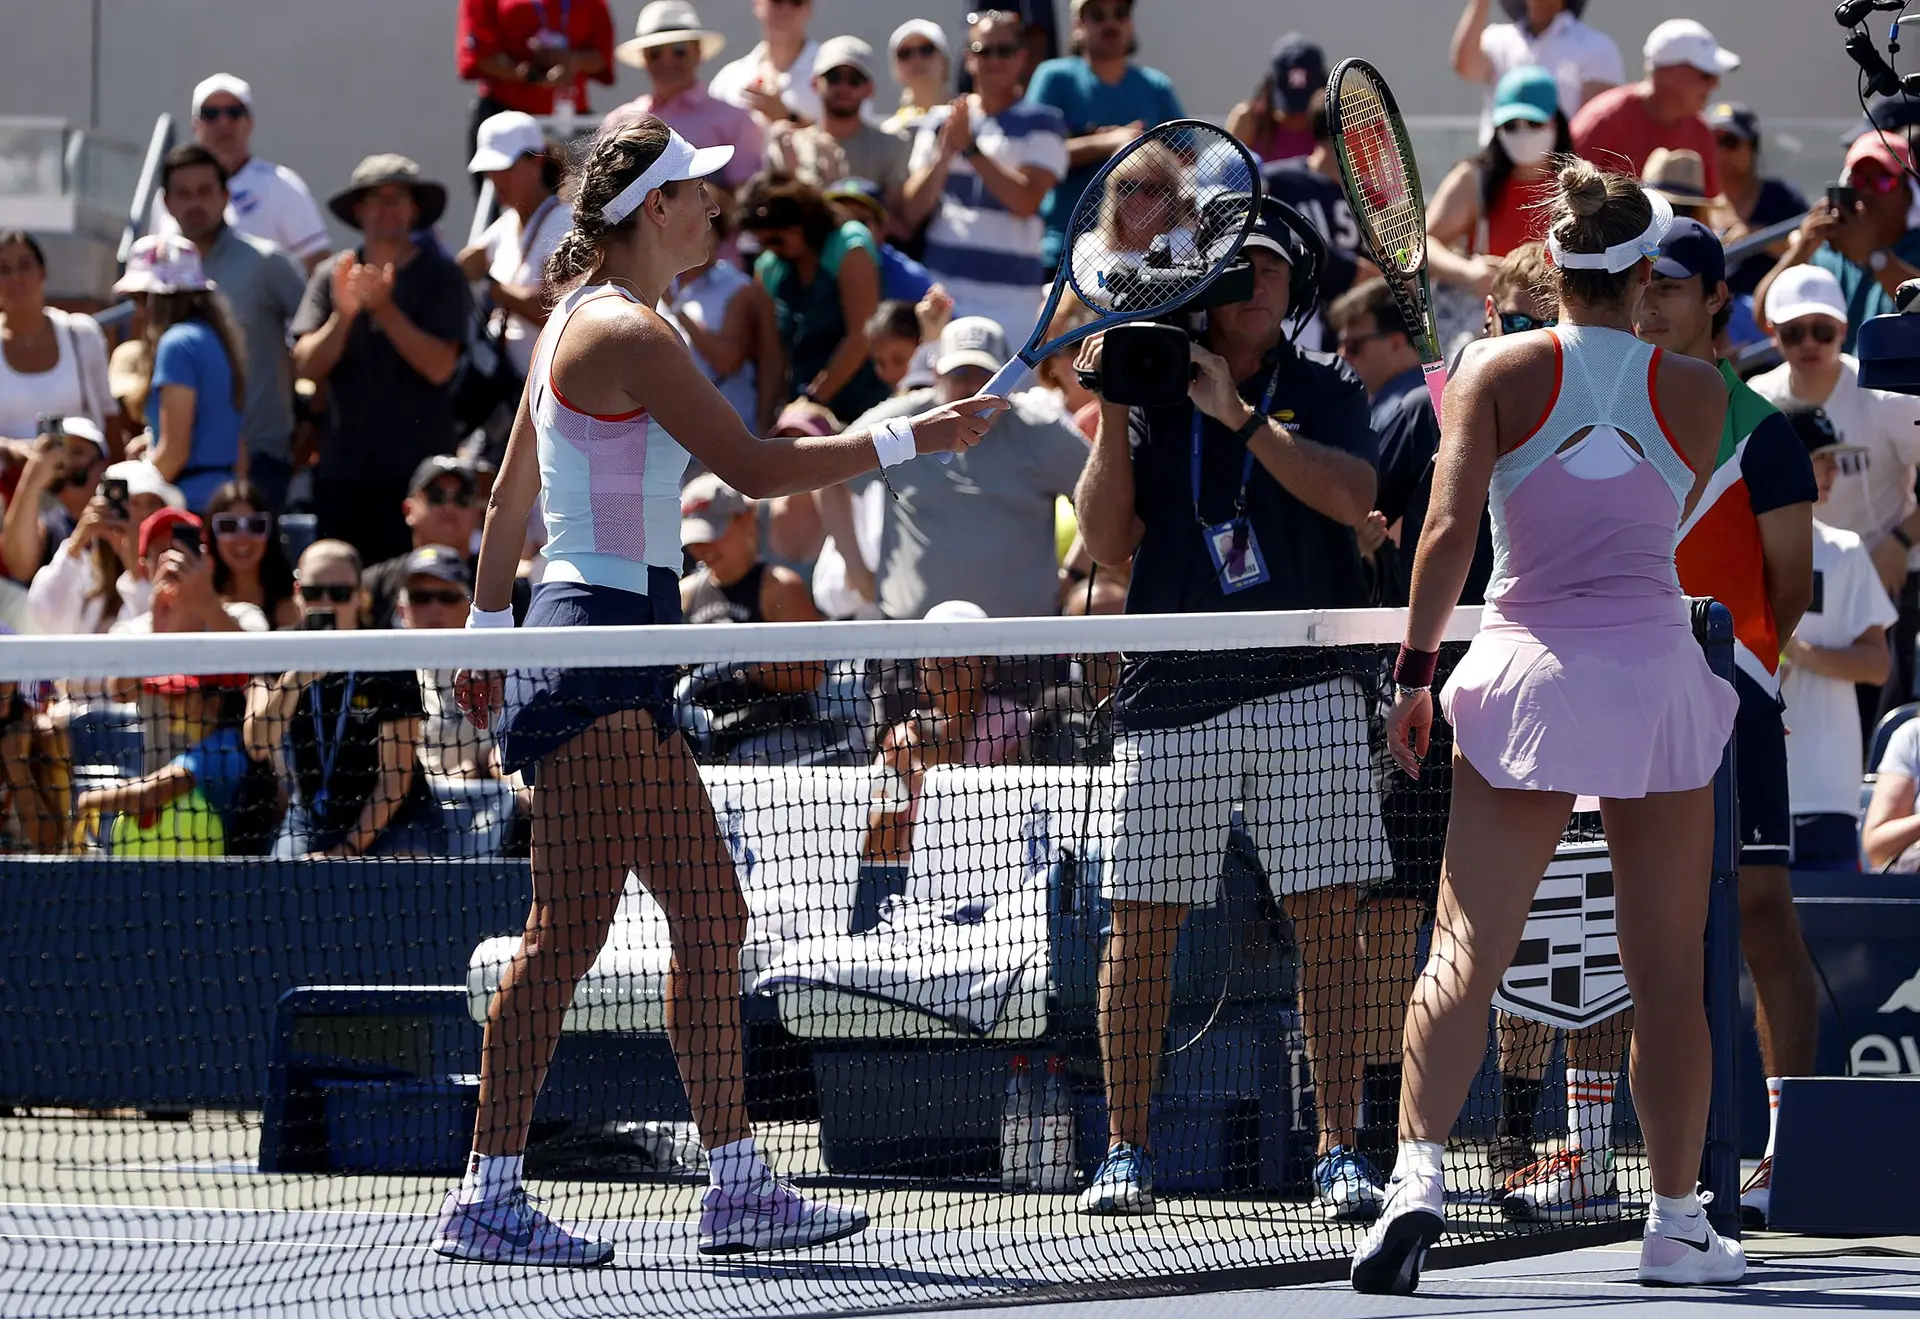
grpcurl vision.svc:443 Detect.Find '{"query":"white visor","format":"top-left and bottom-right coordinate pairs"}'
top-left (1546, 188), bottom-right (1675, 274)
top-left (601, 129), bottom-right (734, 225)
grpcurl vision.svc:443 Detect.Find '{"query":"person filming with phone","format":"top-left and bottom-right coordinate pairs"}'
top-left (108, 508), bottom-right (266, 635)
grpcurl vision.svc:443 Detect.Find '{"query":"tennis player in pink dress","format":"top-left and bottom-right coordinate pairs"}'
top-left (1350, 160), bottom-right (1745, 1293)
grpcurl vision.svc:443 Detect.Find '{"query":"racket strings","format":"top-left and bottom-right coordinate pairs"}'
top-left (1333, 73), bottom-right (1425, 274)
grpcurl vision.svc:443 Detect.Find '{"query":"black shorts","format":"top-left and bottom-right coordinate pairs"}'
top-left (1734, 669), bottom-right (1792, 868)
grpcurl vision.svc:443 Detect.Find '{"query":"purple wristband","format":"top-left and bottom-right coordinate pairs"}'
top-left (1393, 645), bottom-right (1439, 689)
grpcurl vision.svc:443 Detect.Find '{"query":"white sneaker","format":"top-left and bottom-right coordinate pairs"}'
top-left (1499, 1149), bottom-right (1620, 1222)
top-left (1739, 1156), bottom-right (1771, 1229)
top-left (1350, 1175), bottom-right (1446, 1295)
top-left (1638, 1198), bottom-right (1747, 1287)
top-left (697, 1174), bottom-right (870, 1254)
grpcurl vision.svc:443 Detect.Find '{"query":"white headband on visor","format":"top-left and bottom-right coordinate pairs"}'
top-left (1546, 188), bottom-right (1675, 274)
top-left (601, 130), bottom-right (734, 225)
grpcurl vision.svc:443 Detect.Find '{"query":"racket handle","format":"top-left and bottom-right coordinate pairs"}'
top-left (934, 356), bottom-right (1029, 465)
top-left (1421, 360), bottom-right (1449, 426)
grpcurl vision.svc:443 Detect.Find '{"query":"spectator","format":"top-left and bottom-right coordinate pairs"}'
top-left (455, 0), bottom-right (615, 185)
top-left (2, 417), bottom-right (107, 584)
top-left (708, 0), bottom-right (822, 129)
top-left (109, 508), bottom-right (265, 634)
top-left (158, 144), bottom-right (309, 512)
top-left (738, 175), bottom-right (888, 422)
top-left (1777, 403), bottom-right (1894, 872)
top-left (1449, 0), bottom-right (1622, 141)
top-left (292, 156), bottom-right (467, 565)
top-left (244, 539), bottom-right (436, 859)
top-left (1865, 717), bottom-right (1920, 871)
top-left (1070, 195), bottom-right (1395, 1221)
top-left (1850, 92), bottom-right (1920, 159)
top-left (1711, 102), bottom-right (1808, 300)
top-left (26, 461), bottom-right (181, 634)
top-left (823, 178), bottom-right (936, 303)
top-left (205, 479), bottom-right (298, 630)
top-left (901, 10), bottom-right (1067, 334)
top-left (361, 456), bottom-right (483, 631)
top-left (663, 205), bottom-right (784, 432)
top-left (1641, 147), bottom-right (1717, 224)
top-left (848, 317), bottom-right (1087, 620)
top-left (1227, 33), bottom-right (1325, 167)
top-left (1027, 0), bottom-right (1183, 272)
top-left (862, 598), bottom-right (1032, 863)
top-left (457, 112), bottom-right (568, 418)
top-left (0, 230), bottom-right (112, 442)
top-left (112, 235), bottom-right (247, 514)
top-left (0, 682), bottom-right (67, 854)
top-left (1259, 94), bottom-right (1376, 352)
top-left (756, 400), bottom-right (887, 622)
top-left (883, 20), bottom-right (953, 136)
top-left (149, 75), bottom-right (330, 273)
top-left (1425, 67), bottom-right (1567, 302)
top-left (788, 38), bottom-right (911, 227)
top-left (610, 2), bottom-right (764, 210)
top-left (864, 301), bottom-right (923, 394)
top-left (1570, 19), bottom-right (1735, 190)
top-left (1032, 298), bottom-right (1100, 437)
top-left (1755, 135), bottom-right (1920, 352)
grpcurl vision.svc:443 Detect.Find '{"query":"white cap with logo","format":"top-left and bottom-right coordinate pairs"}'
top-left (191, 73), bottom-right (253, 117)
top-left (1644, 19), bottom-right (1739, 75)
top-left (1764, 265), bottom-right (1849, 328)
top-left (935, 317), bottom-right (1008, 376)
top-left (468, 111), bottom-right (547, 174)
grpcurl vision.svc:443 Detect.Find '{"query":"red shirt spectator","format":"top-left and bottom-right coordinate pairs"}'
top-left (457, 0), bottom-right (616, 116)
top-left (1570, 19), bottom-right (1737, 195)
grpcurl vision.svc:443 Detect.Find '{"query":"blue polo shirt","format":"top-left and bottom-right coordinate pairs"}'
top-left (1372, 366), bottom-right (1494, 606)
top-left (1115, 339), bottom-right (1378, 733)
top-left (146, 320), bottom-right (243, 511)
top-left (1025, 58), bottom-right (1185, 270)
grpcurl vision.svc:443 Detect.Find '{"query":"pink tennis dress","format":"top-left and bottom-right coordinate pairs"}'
top-left (1440, 325), bottom-right (1737, 798)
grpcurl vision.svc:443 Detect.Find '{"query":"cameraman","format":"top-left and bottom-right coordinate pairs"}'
top-left (1071, 195), bottom-right (1400, 1222)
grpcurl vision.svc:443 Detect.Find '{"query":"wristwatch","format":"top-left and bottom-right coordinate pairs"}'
top-left (962, 142), bottom-right (983, 159)
top-left (1232, 410), bottom-right (1265, 443)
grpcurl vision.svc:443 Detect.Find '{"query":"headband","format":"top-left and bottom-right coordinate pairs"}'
top-left (601, 129), bottom-right (735, 225)
top-left (1546, 187), bottom-right (1674, 273)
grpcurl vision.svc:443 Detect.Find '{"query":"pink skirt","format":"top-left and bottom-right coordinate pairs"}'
top-left (1439, 620), bottom-right (1737, 798)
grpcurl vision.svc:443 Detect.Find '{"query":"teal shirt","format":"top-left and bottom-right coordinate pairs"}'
top-left (755, 221), bottom-right (889, 420)
top-left (1810, 229), bottom-right (1920, 353)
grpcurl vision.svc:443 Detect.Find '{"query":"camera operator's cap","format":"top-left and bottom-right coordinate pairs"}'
top-left (1765, 265), bottom-right (1849, 329)
top-left (925, 599), bottom-right (987, 624)
top-left (408, 454), bottom-right (475, 496)
top-left (679, 472), bottom-right (752, 544)
top-left (190, 73), bottom-right (252, 117)
top-left (1845, 130), bottom-right (1914, 183)
top-left (617, 1), bottom-right (727, 68)
top-left (1644, 18), bottom-right (1739, 75)
top-left (102, 460), bottom-right (185, 511)
top-left (889, 19), bottom-right (950, 59)
top-left (1776, 400), bottom-right (1864, 458)
top-left (814, 36), bottom-right (875, 82)
top-left (468, 111), bottom-right (546, 174)
top-left (1269, 33), bottom-right (1327, 116)
top-left (1707, 101), bottom-right (1760, 144)
top-left (401, 545), bottom-right (473, 593)
top-left (138, 507), bottom-right (202, 562)
top-left (113, 234), bottom-right (212, 296)
top-left (1651, 217), bottom-right (1727, 287)
top-left (823, 177), bottom-right (888, 227)
top-left (1492, 66), bottom-right (1558, 128)
top-left (328, 154), bottom-right (449, 230)
top-left (53, 417), bottom-right (108, 458)
top-left (935, 317), bottom-right (1008, 376)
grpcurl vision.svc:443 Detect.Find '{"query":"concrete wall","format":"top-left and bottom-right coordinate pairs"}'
top-left (0, 0), bottom-right (1863, 254)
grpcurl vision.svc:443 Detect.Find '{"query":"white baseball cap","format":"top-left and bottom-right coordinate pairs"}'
top-left (102, 460), bottom-right (186, 511)
top-left (468, 111), bottom-right (547, 174)
top-left (1764, 265), bottom-right (1848, 329)
top-left (191, 73), bottom-right (253, 117)
top-left (814, 35), bottom-right (876, 82)
top-left (1645, 19), bottom-right (1740, 75)
top-left (113, 234), bottom-right (213, 296)
top-left (935, 317), bottom-right (1008, 376)
top-left (890, 19), bottom-right (950, 59)
top-left (54, 417), bottom-right (108, 457)
top-left (925, 599), bottom-right (988, 623)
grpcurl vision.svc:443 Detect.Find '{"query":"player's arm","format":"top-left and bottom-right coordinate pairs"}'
top-left (1405, 338), bottom-right (1502, 652)
top-left (1757, 503), bottom-right (1815, 647)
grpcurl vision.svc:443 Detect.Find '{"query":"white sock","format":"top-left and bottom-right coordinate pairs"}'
top-left (1567, 1069), bottom-right (1615, 1166)
top-left (457, 1151), bottom-right (523, 1206)
top-left (1762, 1076), bottom-right (1782, 1159)
top-left (1651, 1188), bottom-right (1704, 1227)
top-left (708, 1137), bottom-right (770, 1194)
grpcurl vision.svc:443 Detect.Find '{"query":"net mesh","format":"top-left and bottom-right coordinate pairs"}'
top-left (1330, 65), bottom-right (1427, 277)
top-left (0, 610), bottom-right (1675, 1315)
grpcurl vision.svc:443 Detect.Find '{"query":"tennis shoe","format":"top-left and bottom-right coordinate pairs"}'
top-left (1350, 1172), bottom-right (1445, 1294)
top-left (697, 1173), bottom-right (870, 1254)
top-left (1315, 1145), bottom-right (1385, 1222)
top-left (1487, 1134), bottom-right (1536, 1197)
top-left (431, 1187), bottom-right (613, 1267)
top-left (1739, 1156), bottom-right (1771, 1228)
top-left (1077, 1143), bottom-right (1156, 1215)
top-left (1499, 1149), bottom-right (1620, 1222)
top-left (1638, 1193), bottom-right (1746, 1286)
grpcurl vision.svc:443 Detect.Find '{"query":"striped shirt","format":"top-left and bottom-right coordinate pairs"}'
top-left (909, 99), bottom-right (1067, 303)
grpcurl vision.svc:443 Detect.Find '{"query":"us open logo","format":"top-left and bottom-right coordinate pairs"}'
top-left (1493, 842), bottom-right (1632, 1030)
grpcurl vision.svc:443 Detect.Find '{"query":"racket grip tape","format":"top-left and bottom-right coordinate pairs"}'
top-left (939, 355), bottom-right (1031, 465)
top-left (1421, 360), bottom-right (1448, 426)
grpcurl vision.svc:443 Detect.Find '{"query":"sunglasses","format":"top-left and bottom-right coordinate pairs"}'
top-left (198, 104), bottom-right (249, 123)
top-left (1778, 320), bottom-right (1841, 347)
top-left (896, 43), bottom-right (940, 60)
top-left (419, 483), bottom-right (475, 507)
top-left (406, 588), bottom-right (468, 608)
top-left (767, 0), bottom-right (808, 7)
top-left (1713, 133), bottom-right (1751, 151)
top-left (821, 67), bottom-right (870, 88)
top-left (298, 583), bottom-right (357, 604)
top-left (970, 41), bottom-right (1023, 59)
top-left (1849, 168), bottom-right (1906, 195)
top-left (1115, 178), bottom-right (1173, 201)
top-left (1336, 331), bottom-right (1389, 354)
top-left (1498, 311), bottom-right (1556, 334)
top-left (644, 42), bottom-right (696, 60)
top-left (211, 512), bottom-right (271, 537)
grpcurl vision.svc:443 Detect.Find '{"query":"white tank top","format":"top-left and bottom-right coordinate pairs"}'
top-left (670, 261), bottom-right (758, 428)
top-left (528, 284), bottom-right (691, 592)
top-left (0, 327), bottom-right (83, 440)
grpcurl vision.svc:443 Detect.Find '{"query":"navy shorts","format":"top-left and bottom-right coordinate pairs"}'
top-left (1791, 812), bottom-right (1861, 870)
top-left (498, 572), bottom-right (683, 778)
top-left (1734, 669), bottom-right (1792, 868)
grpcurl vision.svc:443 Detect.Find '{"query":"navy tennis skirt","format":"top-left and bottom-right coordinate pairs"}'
top-left (498, 572), bottom-right (683, 777)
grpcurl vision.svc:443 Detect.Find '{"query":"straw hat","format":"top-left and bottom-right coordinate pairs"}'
top-left (1641, 148), bottom-right (1717, 208)
top-left (616, 1), bottom-right (727, 69)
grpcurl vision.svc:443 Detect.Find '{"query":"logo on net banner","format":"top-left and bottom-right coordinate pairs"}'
top-left (1492, 842), bottom-right (1632, 1030)
top-left (1855, 965), bottom-right (1920, 1075)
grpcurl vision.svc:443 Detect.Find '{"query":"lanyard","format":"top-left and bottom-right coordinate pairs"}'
top-left (515, 195), bottom-right (560, 267)
top-left (309, 673), bottom-right (357, 806)
top-left (1191, 365), bottom-right (1282, 528)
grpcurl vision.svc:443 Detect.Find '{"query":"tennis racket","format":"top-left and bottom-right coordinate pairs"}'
top-left (1327, 59), bottom-right (1449, 421)
top-left (972, 119), bottom-right (1260, 409)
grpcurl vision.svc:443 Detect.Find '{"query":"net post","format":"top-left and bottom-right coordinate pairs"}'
top-left (1691, 598), bottom-right (1742, 1239)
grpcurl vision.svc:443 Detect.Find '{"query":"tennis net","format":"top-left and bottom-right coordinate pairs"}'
top-left (0, 605), bottom-right (1732, 1315)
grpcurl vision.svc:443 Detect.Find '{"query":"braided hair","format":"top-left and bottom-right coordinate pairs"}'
top-left (544, 116), bottom-right (679, 292)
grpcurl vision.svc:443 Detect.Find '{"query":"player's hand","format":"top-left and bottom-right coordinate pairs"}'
top-left (907, 396), bottom-right (1010, 456)
top-left (454, 668), bottom-right (505, 729)
top-left (1386, 687), bottom-right (1433, 778)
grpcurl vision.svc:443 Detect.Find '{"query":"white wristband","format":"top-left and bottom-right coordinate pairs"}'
top-left (872, 417), bottom-right (917, 469)
top-left (465, 605), bottom-right (515, 630)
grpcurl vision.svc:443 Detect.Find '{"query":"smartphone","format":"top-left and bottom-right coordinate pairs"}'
top-left (101, 478), bottom-right (129, 520)
top-left (302, 610), bottom-right (337, 631)
top-left (33, 413), bottom-right (64, 438)
top-left (171, 524), bottom-right (204, 556)
top-left (1828, 185), bottom-right (1858, 213)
